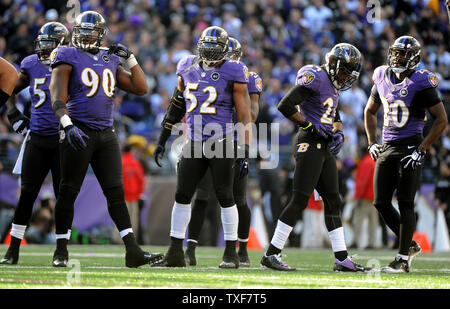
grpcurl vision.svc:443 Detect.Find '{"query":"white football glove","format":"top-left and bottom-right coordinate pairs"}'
top-left (400, 149), bottom-right (425, 170)
top-left (368, 143), bottom-right (382, 161)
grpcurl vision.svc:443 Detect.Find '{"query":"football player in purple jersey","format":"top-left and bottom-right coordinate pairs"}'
top-left (152, 27), bottom-right (252, 268)
top-left (49, 11), bottom-right (162, 268)
top-left (261, 43), bottom-right (371, 272)
top-left (364, 36), bottom-right (447, 273)
top-left (0, 22), bottom-right (69, 265)
top-left (184, 37), bottom-right (262, 267)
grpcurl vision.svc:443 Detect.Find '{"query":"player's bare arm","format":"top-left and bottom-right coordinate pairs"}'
top-left (0, 56), bottom-right (18, 108)
top-left (417, 102), bottom-right (448, 153)
top-left (5, 72), bottom-right (29, 110)
top-left (249, 93), bottom-right (259, 123)
top-left (49, 63), bottom-right (71, 120)
top-left (234, 82), bottom-right (252, 146)
top-left (364, 96), bottom-right (382, 146)
top-left (116, 64), bottom-right (147, 96)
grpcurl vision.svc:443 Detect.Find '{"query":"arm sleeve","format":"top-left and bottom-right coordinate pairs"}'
top-left (277, 84), bottom-right (315, 118)
top-left (370, 85), bottom-right (382, 105)
top-left (412, 87), bottom-right (442, 109)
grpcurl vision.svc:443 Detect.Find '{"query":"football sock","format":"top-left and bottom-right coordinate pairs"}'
top-left (267, 220), bottom-right (293, 255)
top-left (224, 240), bottom-right (237, 255)
top-left (9, 236), bottom-right (22, 251)
top-left (10, 223), bottom-right (26, 240)
top-left (170, 202), bottom-right (191, 239)
top-left (221, 205), bottom-right (238, 241)
top-left (328, 227), bottom-right (348, 261)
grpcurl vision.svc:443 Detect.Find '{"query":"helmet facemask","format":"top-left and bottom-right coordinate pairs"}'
top-left (388, 47), bottom-right (420, 74)
top-left (34, 38), bottom-right (59, 65)
top-left (72, 23), bottom-right (106, 53)
top-left (326, 53), bottom-right (361, 91)
top-left (198, 40), bottom-right (228, 66)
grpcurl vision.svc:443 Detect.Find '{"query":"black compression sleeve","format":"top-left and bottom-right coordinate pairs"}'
top-left (370, 85), bottom-right (382, 104)
top-left (0, 88), bottom-right (10, 108)
top-left (412, 87), bottom-right (442, 108)
top-left (335, 105), bottom-right (342, 123)
top-left (277, 85), bottom-right (315, 118)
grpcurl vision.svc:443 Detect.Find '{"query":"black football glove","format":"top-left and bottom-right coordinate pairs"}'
top-left (235, 144), bottom-right (249, 179)
top-left (108, 43), bottom-right (132, 59)
top-left (401, 148), bottom-right (425, 170)
top-left (7, 106), bottom-right (30, 135)
top-left (64, 125), bottom-right (89, 151)
top-left (154, 144), bottom-right (165, 168)
top-left (329, 130), bottom-right (345, 155)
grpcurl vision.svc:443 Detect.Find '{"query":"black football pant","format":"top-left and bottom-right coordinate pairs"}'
top-left (175, 138), bottom-right (235, 208)
top-left (13, 132), bottom-right (60, 226)
top-left (187, 158), bottom-right (251, 242)
top-left (278, 130), bottom-right (343, 232)
top-left (373, 135), bottom-right (422, 256)
top-left (54, 121), bottom-right (131, 235)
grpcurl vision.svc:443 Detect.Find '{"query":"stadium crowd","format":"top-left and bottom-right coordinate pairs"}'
top-left (0, 0), bottom-right (449, 244)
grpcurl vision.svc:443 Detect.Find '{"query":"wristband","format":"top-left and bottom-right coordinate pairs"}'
top-left (60, 114), bottom-right (73, 128)
top-left (126, 54), bottom-right (138, 69)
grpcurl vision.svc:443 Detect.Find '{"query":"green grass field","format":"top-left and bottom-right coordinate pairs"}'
top-left (0, 244), bottom-right (449, 289)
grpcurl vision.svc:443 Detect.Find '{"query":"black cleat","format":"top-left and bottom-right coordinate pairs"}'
top-left (381, 257), bottom-right (409, 273)
top-left (333, 257), bottom-right (371, 272)
top-left (219, 250), bottom-right (239, 269)
top-left (260, 254), bottom-right (296, 271)
top-left (126, 246), bottom-right (163, 268)
top-left (238, 252), bottom-right (250, 267)
top-left (151, 247), bottom-right (185, 267)
top-left (184, 247), bottom-right (197, 266)
top-left (0, 248), bottom-right (19, 265)
top-left (52, 250), bottom-right (68, 267)
top-left (408, 241), bottom-right (421, 267)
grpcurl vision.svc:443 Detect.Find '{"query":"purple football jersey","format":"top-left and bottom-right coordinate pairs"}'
top-left (248, 71), bottom-right (263, 95)
top-left (373, 65), bottom-right (439, 142)
top-left (20, 54), bottom-right (59, 135)
top-left (176, 55), bottom-right (249, 141)
top-left (50, 46), bottom-right (122, 130)
top-left (295, 64), bottom-right (339, 137)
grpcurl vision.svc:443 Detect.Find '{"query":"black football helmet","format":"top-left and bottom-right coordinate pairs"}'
top-left (34, 22), bottom-right (70, 65)
top-left (197, 26), bottom-right (229, 66)
top-left (227, 37), bottom-right (242, 61)
top-left (72, 11), bottom-right (107, 53)
top-left (325, 43), bottom-right (362, 91)
top-left (388, 36), bottom-right (421, 74)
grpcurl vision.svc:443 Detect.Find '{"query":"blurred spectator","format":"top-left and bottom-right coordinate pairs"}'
top-left (350, 151), bottom-right (379, 249)
top-left (121, 140), bottom-right (145, 237)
